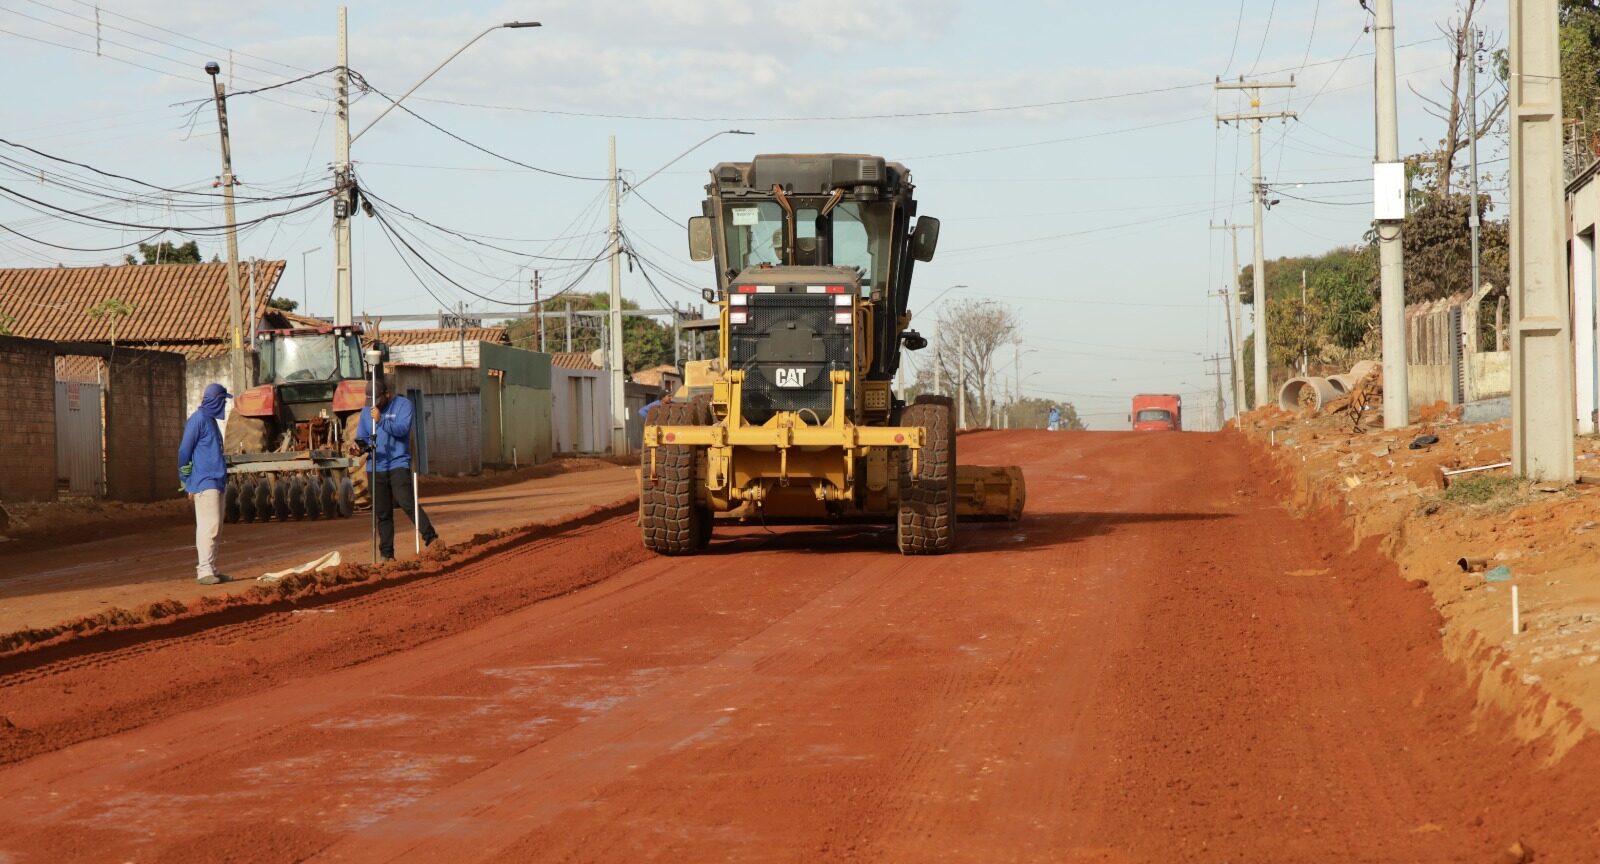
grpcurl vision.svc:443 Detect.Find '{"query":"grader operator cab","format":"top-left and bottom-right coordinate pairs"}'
top-left (639, 154), bottom-right (1024, 555)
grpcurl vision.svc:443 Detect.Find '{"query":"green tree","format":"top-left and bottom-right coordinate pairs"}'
top-left (1563, 1), bottom-right (1600, 131)
top-left (506, 292), bottom-right (674, 373)
top-left (1006, 397), bottom-right (1084, 430)
top-left (267, 296), bottom-right (299, 312)
top-left (1402, 193), bottom-right (1510, 303)
top-left (123, 240), bottom-right (202, 265)
top-left (88, 297), bottom-right (134, 346)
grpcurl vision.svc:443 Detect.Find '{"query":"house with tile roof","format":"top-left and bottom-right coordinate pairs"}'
top-left (1, 260), bottom-right (286, 360)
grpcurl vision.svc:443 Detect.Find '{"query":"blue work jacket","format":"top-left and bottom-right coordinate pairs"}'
top-left (357, 395), bottom-right (416, 473)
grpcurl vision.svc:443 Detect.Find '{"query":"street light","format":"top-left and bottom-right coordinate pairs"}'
top-left (301, 246), bottom-right (323, 316)
top-left (351, 21), bottom-right (541, 145)
top-left (629, 129), bottom-right (755, 191)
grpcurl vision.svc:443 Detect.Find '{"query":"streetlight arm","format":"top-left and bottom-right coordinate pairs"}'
top-left (629, 129), bottom-right (753, 190)
top-left (350, 21), bottom-right (540, 145)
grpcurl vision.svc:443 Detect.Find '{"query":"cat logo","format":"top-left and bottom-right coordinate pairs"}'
top-left (775, 368), bottom-right (808, 388)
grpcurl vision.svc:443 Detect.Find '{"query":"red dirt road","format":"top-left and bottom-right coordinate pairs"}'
top-left (0, 464), bottom-right (637, 634)
top-left (3, 430), bottom-right (1599, 862)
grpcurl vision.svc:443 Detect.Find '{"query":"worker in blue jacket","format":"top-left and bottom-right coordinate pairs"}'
top-left (353, 377), bottom-right (438, 561)
top-left (178, 382), bottom-right (231, 585)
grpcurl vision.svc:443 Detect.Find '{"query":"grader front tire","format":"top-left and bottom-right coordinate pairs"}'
top-left (640, 402), bottom-right (704, 555)
top-left (897, 397), bottom-right (956, 555)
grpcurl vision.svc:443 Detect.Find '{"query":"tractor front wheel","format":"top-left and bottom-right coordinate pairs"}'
top-left (640, 401), bottom-right (705, 555)
top-left (897, 396), bottom-right (956, 555)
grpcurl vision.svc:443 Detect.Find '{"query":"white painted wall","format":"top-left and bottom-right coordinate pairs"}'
top-left (551, 366), bottom-right (611, 454)
top-left (387, 340), bottom-right (481, 368)
top-left (1576, 230), bottom-right (1598, 433)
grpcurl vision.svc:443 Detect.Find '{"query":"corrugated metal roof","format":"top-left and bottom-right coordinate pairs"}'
top-left (0, 260), bottom-right (285, 346)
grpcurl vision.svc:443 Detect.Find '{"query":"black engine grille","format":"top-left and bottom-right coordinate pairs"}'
top-left (731, 294), bottom-right (852, 424)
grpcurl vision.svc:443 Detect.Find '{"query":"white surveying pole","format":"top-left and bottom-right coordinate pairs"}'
top-left (1217, 79), bottom-right (1294, 410)
top-left (1374, 0), bottom-right (1410, 428)
top-left (608, 135), bottom-right (627, 455)
top-left (332, 6), bottom-right (353, 328)
top-left (1509, 0), bottom-right (1575, 482)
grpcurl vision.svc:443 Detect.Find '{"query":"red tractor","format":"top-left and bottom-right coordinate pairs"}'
top-left (221, 324), bottom-right (375, 523)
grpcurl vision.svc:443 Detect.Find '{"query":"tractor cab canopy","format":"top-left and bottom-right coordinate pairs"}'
top-left (254, 327), bottom-right (365, 388)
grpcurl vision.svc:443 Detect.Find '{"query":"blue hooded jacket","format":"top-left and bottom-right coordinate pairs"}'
top-left (178, 383), bottom-right (230, 494)
top-left (357, 394), bottom-right (415, 473)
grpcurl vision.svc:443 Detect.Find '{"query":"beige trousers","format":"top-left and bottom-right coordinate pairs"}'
top-left (193, 488), bottom-right (223, 578)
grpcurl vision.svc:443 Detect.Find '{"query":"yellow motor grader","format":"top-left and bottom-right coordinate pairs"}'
top-left (639, 154), bottom-right (1024, 555)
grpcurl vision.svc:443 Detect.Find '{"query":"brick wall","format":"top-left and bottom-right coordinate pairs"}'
top-left (388, 340), bottom-right (480, 368)
top-left (106, 349), bottom-right (186, 502)
top-left (0, 337), bottom-right (59, 502)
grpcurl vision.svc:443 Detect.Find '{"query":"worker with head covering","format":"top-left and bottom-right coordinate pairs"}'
top-left (179, 382), bottom-right (232, 585)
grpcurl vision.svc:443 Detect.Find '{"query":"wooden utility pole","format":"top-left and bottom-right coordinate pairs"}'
top-left (205, 61), bottom-right (247, 394)
top-left (1217, 79), bottom-right (1295, 411)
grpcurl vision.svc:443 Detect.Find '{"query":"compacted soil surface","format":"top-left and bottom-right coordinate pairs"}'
top-left (1, 431), bottom-right (1597, 862)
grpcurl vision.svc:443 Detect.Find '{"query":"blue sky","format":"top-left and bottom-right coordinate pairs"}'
top-left (0, 0), bottom-right (1507, 427)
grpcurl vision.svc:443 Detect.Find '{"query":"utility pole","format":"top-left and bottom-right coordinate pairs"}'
top-left (565, 300), bottom-right (573, 352)
top-left (608, 135), bottom-right (627, 455)
top-left (1300, 268), bottom-right (1309, 376)
top-left (1217, 78), bottom-right (1295, 411)
top-left (532, 270), bottom-right (543, 353)
top-left (1509, 0), bottom-right (1575, 482)
top-left (205, 61), bottom-right (247, 394)
top-left (957, 332), bottom-right (966, 429)
top-left (1205, 354), bottom-right (1228, 430)
top-left (332, 7), bottom-right (354, 329)
top-left (1211, 289), bottom-right (1240, 416)
top-left (1211, 221), bottom-right (1250, 412)
top-left (1469, 25), bottom-right (1483, 302)
top-left (1373, 0), bottom-right (1410, 428)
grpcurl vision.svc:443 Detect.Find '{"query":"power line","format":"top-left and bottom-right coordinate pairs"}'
top-left (350, 70), bottom-right (611, 183)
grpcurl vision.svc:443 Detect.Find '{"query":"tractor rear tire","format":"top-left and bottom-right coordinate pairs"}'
top-left (640, 401), bottom-right (704, 555)
top-left (343, 413), bottom-right (370, 510)
top-left (897, 396), bottom-right (956, 555)
top-left (225, 411), bottom-right (271, 455)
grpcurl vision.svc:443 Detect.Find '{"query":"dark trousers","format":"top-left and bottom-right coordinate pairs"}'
top-left (374, 467), bottom-right (436, 557)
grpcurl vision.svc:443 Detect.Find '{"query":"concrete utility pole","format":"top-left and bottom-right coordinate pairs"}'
top-left (1210, 221), bottom-right (1250, 412)
top-left (1509, 0), bottom-right (1576, 481)
top-left (957, 333), bottom-right (967, 429)
top-left (1217, 78), bottom-right (1295, 411)
top-left (1205, 354), bottom-right (1229, 430)
top-left (1373, 0), bottom-right (1410, 428)
top-left (608, 135), bottom-right (627, 455)
top-left (205, 62), bottom-right (247, 394)
top-left (332, 7), bottom-right (353, 328)
top-left (1211, 288), bottom-right (1240, 416)
top-left (1468, 25), bottom-right (1483, 302)
top-left (532, 270), bottom-right (543, 353)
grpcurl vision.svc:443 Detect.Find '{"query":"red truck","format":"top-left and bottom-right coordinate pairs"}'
top-left (1130, 394), bottom-right (1182, 431)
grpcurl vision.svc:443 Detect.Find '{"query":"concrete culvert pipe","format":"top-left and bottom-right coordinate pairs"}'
top-left (1278, 376), bottom-right (1341, 411)
top-left (1326, 373), bottom-right (1360, 394)
top-left (1348, 360), bottom-right (1380, 381)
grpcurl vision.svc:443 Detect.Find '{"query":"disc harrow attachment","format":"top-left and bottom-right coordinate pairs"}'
top-left (222, 451), bottom-right (359, 524)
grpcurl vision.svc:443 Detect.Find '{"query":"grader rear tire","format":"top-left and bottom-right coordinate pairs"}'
top-left (640, 401), bottom-right (704, 555)
top-left (897, 396), bottom-right (956, 555)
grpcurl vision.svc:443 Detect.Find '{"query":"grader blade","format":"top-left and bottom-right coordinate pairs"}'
top-left (955, 465), bottom-right (1025, 521)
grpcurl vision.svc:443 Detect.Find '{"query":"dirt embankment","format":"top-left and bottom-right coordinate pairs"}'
top-left (0, 497), bottom-right (637, 662)
top-left (1240, 405), bottom-right (1600, 757)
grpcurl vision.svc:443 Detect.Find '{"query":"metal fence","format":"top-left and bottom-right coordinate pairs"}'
top-left (54, 380), bottom-right (102, 495)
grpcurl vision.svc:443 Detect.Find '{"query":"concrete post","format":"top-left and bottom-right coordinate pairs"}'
top-left (1509, 0), bottom-right (1576, 481)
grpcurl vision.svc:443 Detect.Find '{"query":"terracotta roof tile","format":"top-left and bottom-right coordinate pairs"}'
top-left (550, 351), bottom-right (600, 370)
top-left (369, 327), bottom-right (508, 347)
top-left (0, 261), bottom-right (285, 349)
